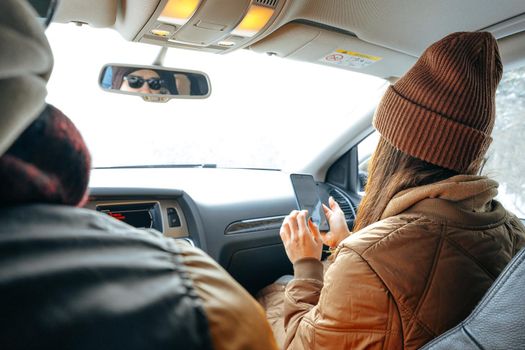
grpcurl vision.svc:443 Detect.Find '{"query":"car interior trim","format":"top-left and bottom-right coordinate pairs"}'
top-left (224, 215), bottom-right (286, 235)
top-left (85, 198), bottom-right (190, 238)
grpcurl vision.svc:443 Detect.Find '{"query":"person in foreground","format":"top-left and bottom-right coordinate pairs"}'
top-left (263, 32), bottom-right (525, 349)
top-left (0, 1), bottom-right (277, 349)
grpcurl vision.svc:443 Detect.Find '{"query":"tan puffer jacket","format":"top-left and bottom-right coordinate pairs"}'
top-left (283, 176), bottom-right (525, 349)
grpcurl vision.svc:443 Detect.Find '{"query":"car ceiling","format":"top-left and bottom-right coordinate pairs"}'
top-left (54, 0), bottom-right (525, 79)
top-left (277, 0), bottom-right (525, 56)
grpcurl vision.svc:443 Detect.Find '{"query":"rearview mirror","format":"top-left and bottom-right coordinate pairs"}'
top-left (99, 64), bottom-right (211, 102)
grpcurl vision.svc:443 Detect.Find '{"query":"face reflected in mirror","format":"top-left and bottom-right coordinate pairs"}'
top-left (99, 65), bottom-right (211, 101)
top-left (120, 69), bottom-right (164, 94)
top-left (111, 67), bottom-right (175, 95)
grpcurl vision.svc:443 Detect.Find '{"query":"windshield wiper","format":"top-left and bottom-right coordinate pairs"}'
top-left (93, 164), bottom-right (217, 170)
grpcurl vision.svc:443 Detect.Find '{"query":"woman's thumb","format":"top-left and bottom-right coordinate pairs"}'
top-left (329, 196), bottom-right (340, 211)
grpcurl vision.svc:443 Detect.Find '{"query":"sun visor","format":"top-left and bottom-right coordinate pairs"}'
top-left (249, 22), bottom-right (417, 80)
top-left (53, 0), bottom-right (118, 27)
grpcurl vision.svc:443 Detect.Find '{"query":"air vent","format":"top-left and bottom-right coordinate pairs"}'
top-left (254, 0), bottom-right (278, 9)
top-left (328, 187), bottom-right (356, 223)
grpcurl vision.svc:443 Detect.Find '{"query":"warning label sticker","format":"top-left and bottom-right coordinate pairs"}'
top-left (320, 49), bottom-right (382, 68)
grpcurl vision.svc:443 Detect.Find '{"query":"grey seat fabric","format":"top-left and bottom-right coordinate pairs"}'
top-left (421, 248), bottom-right (525, 350)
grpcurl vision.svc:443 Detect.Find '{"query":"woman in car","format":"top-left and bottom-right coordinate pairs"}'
top-left (262, 31), bottom-right (525, 349)
top-left (0, 1), bottom-right (278, 349)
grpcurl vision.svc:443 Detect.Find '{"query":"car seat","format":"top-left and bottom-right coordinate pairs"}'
top-left (420, 248), bottom-right (525, 350)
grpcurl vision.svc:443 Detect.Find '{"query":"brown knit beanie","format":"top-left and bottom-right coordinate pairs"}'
top-left (373, 32), bottom-right (503, 173)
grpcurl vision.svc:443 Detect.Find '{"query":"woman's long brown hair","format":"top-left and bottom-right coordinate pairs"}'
top-left (352, 137), bottom-right (480, 232)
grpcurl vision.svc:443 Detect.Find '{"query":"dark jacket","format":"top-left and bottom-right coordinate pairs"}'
top-left (0, 204), bottom-right (277, 350)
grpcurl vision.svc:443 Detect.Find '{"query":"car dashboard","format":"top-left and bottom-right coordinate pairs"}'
top-left (87, 167), bottom-right (358, 294)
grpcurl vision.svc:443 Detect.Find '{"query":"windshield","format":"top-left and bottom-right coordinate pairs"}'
top-left (46, 24), bottom-right (386, 170)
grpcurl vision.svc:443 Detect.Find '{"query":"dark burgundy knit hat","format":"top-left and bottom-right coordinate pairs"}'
top-left (373, 32), bottom-right (503, 173)
top-left (0, 104), bottom-right (91, 207)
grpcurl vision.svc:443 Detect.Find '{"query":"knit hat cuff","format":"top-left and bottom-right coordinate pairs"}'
top-left (373, 86), bottom-right (492, 172)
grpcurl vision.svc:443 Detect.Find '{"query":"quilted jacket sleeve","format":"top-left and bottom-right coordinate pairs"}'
top-left (508, 215), bottom-right (525, 254)
top-left (283, 247), bottom-right (402, 350)
top-left (178, 241), bottom-right (279, 350)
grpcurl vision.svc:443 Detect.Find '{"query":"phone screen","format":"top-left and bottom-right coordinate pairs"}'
top-left (290, 174), bottom-right (330, 232)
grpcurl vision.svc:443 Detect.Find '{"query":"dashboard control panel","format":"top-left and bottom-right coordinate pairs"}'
top-left (85, 199), bottom-right (189, 238)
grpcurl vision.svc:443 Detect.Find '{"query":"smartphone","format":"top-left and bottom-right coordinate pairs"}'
top-left (290, 173), bottom-right (330, 232)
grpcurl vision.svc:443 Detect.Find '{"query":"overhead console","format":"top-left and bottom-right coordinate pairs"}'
top-left (135, 0), bottom-right (288, 54)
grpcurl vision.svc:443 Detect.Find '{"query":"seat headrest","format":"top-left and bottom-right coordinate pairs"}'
top-left (0, 0), bottom-right (53, 156)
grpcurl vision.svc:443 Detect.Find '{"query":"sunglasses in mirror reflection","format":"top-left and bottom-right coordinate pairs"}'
top-left (99, 65), bottom-right (210, 98)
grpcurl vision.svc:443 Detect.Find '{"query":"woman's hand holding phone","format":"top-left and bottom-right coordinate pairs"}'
top-left (279, 198), bottom-right (351, 264)
top-left (280, 210), bottom-right (323, 264)
top-left (321, 197), bottom-right (351, 248)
